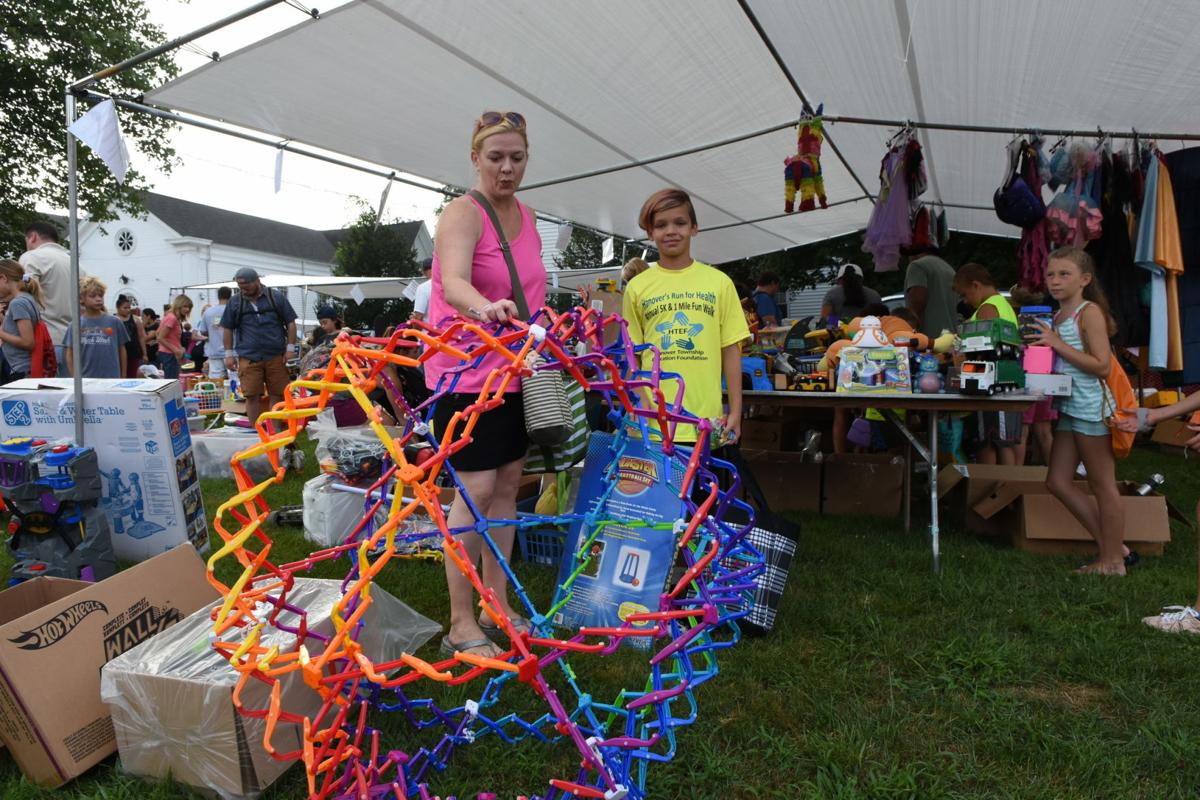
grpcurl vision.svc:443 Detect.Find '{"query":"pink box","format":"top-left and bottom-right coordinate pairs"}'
top-left (1023, 345), bottom-right (1054, 374)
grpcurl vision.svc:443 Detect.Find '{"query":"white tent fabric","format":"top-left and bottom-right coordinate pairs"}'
top-left (145, 0), bottom-right (1200, 263)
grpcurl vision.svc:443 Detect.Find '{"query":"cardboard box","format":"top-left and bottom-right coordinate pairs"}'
top-left (938, 464), bottom-right (1051, 535)
top-left (0, 545), bottom-right (218, 788)
top-left (939, 465), bottom-right (1178, 554)
top-left (101, 578), bottom-right (441, 799)
top-left (740, 417), bottom-right (800, 452)
top-left (738, 449), bottom-right (821, 512)
top-left (822, 453), bottom-right (906, 516)
top-left (1143, 390), bottom-right (1180, 409)
top-left (1024, 373), bottom-right (1072, 397)
top-left (973, 480), bottom-right (1174, 555)
top-left (588, 289), bottom-right (623, 345)
top-left (0, 379), bottom-right (209, 560)
top-left (835, 346), bottom-right (911, 395)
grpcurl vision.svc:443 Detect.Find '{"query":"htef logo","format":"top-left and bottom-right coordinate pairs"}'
top-left (8, 600), bottom-right (108, 650)
top-left (2, 400), bottom-right (31, 427)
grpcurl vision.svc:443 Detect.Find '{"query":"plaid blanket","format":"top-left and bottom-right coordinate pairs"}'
top-left (724, 525), bottom-right (796, 633)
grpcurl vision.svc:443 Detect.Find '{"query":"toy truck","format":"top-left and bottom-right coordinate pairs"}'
top-left (960, 360), bottom-right (1026, 395)
top-left (958, 318), bottom-right (1022, 358)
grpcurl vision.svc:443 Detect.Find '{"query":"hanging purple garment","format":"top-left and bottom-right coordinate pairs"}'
top-left (1017, 142), bottom-right (1051, 291)
top-left (862, 149), bottom-right (912, 272)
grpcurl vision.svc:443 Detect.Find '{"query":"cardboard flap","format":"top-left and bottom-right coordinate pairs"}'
top-left (937, 465), bottom-right (967, 498)
top-left (971, 482), bottom-right (1025, 520)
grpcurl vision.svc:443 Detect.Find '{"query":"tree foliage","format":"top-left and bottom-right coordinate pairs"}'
top-left (0, 0), bottom-right (181, 253)
top-left (554, 227), bottom-right (654, 271)
top-left (331, 205), bottom-right (419, 329)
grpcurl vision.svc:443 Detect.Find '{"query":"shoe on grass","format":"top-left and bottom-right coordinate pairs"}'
top-left (1142, 605), bottom-right (1200, 634)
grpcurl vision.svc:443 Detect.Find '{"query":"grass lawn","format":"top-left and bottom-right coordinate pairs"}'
top-left (2, 436), bottom-right (1199, 799)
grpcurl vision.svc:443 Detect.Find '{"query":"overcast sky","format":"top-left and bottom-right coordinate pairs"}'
top-left (119, 0), bottom-right (443, 234)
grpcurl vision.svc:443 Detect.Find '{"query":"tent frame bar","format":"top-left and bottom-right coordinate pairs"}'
top-left (824, 113), bottom-right (1200, 143)
top-left (68, 0), bottom-right (290, 94)
top-left (80, 90), bottom-right (637, 247)
top-left (69, 0), bottom-right (289, 93)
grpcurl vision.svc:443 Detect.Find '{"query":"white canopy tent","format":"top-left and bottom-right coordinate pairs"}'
top-left (60, 0), bottom-right (1200, 443)
top-left (141, 0), bottom-right (1200, 265)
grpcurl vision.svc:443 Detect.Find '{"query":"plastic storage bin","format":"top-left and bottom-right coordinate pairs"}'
top-left (517, 527), bottom-right (567, 567)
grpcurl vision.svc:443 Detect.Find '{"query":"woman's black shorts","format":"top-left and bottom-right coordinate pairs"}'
top-left (432, 391), bottom-right (529, 472)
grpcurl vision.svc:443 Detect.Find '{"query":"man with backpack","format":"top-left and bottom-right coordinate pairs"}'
top-left (220, 268), bottom-right (297, 424)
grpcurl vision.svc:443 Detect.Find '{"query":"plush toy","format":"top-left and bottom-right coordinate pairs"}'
top-left (932, 329), bottom-right (957, 354)
top-left (784, 111), bottom-right (828, 213)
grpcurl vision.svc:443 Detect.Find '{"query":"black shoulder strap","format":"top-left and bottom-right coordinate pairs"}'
top-left (468, 189), bottom-right (530, 319)
top-left (232, 289), bottom-right (280, 327)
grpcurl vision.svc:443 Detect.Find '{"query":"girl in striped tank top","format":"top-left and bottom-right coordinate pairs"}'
top-left (1028, 247), bottom-right (1127, 576)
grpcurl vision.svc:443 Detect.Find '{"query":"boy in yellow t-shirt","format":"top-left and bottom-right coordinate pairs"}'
top-left (623, 188), bottom-right (751, 444)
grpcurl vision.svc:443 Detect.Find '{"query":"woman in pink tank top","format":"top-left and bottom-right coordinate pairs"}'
top-left (427, 110), bottom-right (546, 659)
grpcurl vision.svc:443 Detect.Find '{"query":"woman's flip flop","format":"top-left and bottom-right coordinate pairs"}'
top-left (479, 616), bottom-right (532, 642)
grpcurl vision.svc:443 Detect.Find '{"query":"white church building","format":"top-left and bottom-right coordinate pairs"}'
top-left (77, 193), bottom-right (432, 321)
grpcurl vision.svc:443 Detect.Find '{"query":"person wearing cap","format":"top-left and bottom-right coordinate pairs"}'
top-left (410, 258), bottom-right (434, 321)
top-left (220, 267), bottom-right (298, 425)
top-left (308, 305), bottom-right (343, 348)
top-left (751, 272), bottom-right (784, 328)
top-left (821, 263), bottom-right (882, 322)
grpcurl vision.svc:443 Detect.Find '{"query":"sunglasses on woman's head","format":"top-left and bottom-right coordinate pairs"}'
top-left (477, 111), bottom-right (525, 130)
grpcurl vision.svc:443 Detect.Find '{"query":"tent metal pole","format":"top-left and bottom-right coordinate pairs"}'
top-left (824, 113), bottom-right (1200, 142)
top-left (80, 91), bottom-right (633, 246)
top-left (82, 92), bottom-right (450, 197)
top-left (521, 118), bottom-right (798, 191)
top-left (736, 0), bottom-right (875, 201)
top-left (701, 194), bottom-right (869, 233)
top-left (65, 89), bottom-right (84, 445)
top-left (68, 0), bottom-right (288, 92)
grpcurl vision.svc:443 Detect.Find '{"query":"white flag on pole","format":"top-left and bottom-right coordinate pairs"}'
top-left (601, 237), bottom-right (615, 265)
top-left (555, 224), bottom-right (573, 251)
top-left (274, 149), bottom-right (284, 193)
top-left (68, 99), bottom-right (130, 184)
top-left (376, 173), bottom-right (395, 226)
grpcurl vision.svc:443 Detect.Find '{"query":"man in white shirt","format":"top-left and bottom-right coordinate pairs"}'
top-left (410, 258), bottom-right (433, 321)
top-left (197, 286), bottom-right (232, 378)
top-left (19, 221), bottom-right (73, 372)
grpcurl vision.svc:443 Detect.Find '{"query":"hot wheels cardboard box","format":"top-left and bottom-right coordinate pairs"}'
top-left (0, 379), bottom-right (208, 561)
top-left (0, 545), bottom-right (218, 788)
